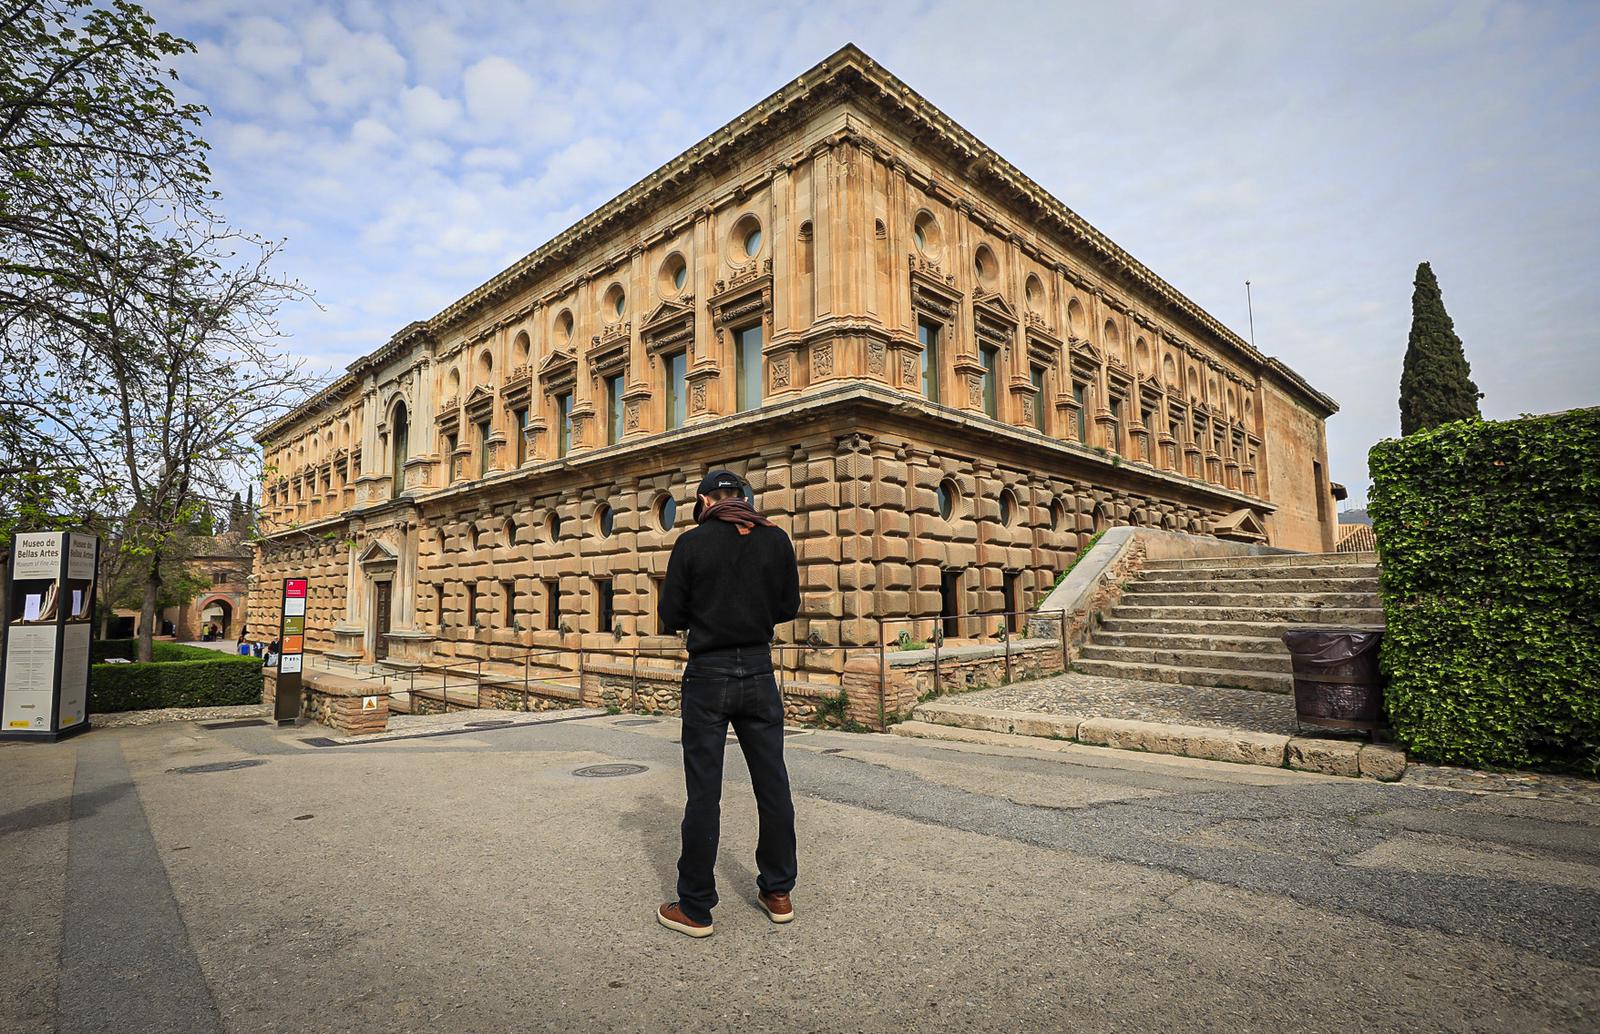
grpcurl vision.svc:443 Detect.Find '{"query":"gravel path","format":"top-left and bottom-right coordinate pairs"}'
top-left (93, 704), bottom-right (269, 729)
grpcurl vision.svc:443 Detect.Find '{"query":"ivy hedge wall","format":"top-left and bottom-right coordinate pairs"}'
top-left (89, 641), bottom-right (262, 714)
top-left (1368, 408), bottom-right (1599, 772)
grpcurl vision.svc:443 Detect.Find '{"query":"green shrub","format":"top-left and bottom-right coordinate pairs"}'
top-left (90, 653), bottom-right (263, 713)
top-left (1368, 408), bottom-right (1600, 772)
top-left (90, 638), bottom-right (235, 663)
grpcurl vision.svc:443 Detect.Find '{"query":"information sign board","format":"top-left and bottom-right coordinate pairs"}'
top-left (273, 577), bottom-right (307, 723)
top-left (1, 530), bottom-right (99, 741)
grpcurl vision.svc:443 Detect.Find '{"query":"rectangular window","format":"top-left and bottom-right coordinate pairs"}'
top-left (555, 393), bottom-right (572, 457)
top-left (735, 324), bottom-right (763, 412)
top-left (1030, 366), bottom-right (1046, 431)
top-left (513, 407), bottom-right (528, 466)
top-left (544, 579), bottom-right (560, 631)
top-left (1003, 571), bottom-right (1021, 633)
top-left (980, 344), bottom-right (998, 417)
top-left (605, 373), bottom-right (624, 445)
top-left (664, 351), bottom-right (687, 430)
top-left (917, 319), bottom-right (941, 401)
top-left (596, 577), bottom-right (615, 633)
top-left (466, 582), bottom-right (478, 628)
top-left (939, 570), bottom-right (961, 641)
top-left (650, 576), bottom-right (665, 634)
top-left (501, 579), bottom-right (515, 627)
top-left (477, 419), bottom-right (492, 477)
top-left (445, 432), bottom-right (459, 481)
top-left (1108, 398), bottom-right (1124, 452)
top-left (434, 584), bottom-right (445, 628)
top-left (1073, 382), bottom-right (1087, 443)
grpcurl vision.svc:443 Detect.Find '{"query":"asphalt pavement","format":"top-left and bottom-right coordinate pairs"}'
top-left (2, 710), bottom-right (1597, 1033)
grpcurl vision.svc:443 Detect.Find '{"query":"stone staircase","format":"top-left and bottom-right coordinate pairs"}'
top-left (1073, 551), bottom-right (1383, 694)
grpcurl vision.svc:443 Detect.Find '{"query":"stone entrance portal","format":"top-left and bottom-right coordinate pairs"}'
top-left (373, 579), bottom-right (392, 660)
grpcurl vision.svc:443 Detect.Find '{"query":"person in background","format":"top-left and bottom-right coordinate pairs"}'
top-left (655, 469), bottom-right (801, 938)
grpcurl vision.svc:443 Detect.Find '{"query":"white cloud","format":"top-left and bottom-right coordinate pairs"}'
top-left (399, 85), bottom-right (462, 136)
top-left (462, 56), bottom-right (536, 128)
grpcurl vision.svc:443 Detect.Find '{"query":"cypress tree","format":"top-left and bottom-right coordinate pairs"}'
top-left (1399, 261), bottom-right (1482, 435)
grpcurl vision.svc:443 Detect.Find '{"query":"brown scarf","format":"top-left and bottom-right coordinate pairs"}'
top-left (698, 497), bottom-right (775, 535)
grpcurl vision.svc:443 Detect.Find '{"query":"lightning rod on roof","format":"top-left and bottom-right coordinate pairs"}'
top-left (1245, 280), bottom-right (1257, 350)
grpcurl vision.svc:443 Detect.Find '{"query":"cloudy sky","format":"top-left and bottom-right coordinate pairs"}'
top-left (147, 0), bottom-right (1600, 507)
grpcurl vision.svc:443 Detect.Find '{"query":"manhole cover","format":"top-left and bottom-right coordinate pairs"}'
top-left (573, 763), bottom-right (648, 778)
top-left (465, 719), bottom-right (513, 728)
top-left (615, 718), bottom-right (658, 727)
top-left (202, 719), bottom-right (270, 730)
top-left (171, 759), bottom-right (267, 775)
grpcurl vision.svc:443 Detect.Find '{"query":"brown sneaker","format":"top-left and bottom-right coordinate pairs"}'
top-left (758, 890), bottom-right (794, 924)
top-left (657, 902), bottom-right (713, 938)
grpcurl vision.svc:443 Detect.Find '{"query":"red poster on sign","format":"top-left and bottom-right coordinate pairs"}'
top-left (285, 579), bottom-right (308, 598)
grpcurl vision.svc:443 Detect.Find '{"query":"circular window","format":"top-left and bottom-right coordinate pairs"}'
top-left (1025, 275), bottom-right (1045, 313)
top-left (657, 494), bottom-right (677, 530)
top-left (597, 503), bottom-right (614, 537)
top-left (477, 350), bottom-right (493, 380)
top-left (513, 331), bottom-right (531, 362)
top-left (999, 489), bottom-right (1017, 526)
top-left (546, 511), bottom-right (562, 542)
top-left (732, 215), bottom-right (762, 260)
top-left (912, 211), bottom-right (941, 256)
top-left (1049, 498), bottom-right (1065, 532)
top-left (660, 253), bottom-right (687, 296)
top-left (974, 245), bottom-right (998, 288)
top-left (603, 283), bottom-right (625, 320)
top-left (503, 516), bottom-right (517, 544)
top-left (555, 309), bottom-right (574, 345)
top-left (467, 523), bottom-right (480, 550)
top-left (937, 478), bottom-right (958, 520)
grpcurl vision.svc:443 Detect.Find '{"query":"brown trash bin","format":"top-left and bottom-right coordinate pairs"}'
top-left (1280, 627), bottom-right (1385, 734)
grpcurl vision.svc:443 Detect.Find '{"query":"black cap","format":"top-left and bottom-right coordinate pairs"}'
top-left (693, 469), bottom-right (747, 520)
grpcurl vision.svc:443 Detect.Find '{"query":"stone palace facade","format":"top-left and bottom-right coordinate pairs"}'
top-left (247, 45), bottom-right (1340, 681)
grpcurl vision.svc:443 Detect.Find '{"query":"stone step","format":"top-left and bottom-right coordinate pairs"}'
top-left (1142, 551), bottom-right (1377, 571)
top-left (1133, 564), bottom-right (1379, 583)
top-left (1071, 657), bottom-right (1293, 693)
top-left (1110, 604), bottom-right (1387, 625)
top-left (1099, 616), bottom-right (1384, 639)
top-left (1125, 591), bottom-right (1380, 610)
top-left (1092, 630), bottom-right (1289, 654)
top-left (1126, 576), bottom-right (1380, 595)
top-left (1079, 643), bottom-right (1294, 673)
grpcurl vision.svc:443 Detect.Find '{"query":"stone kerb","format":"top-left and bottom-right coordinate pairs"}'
top-left (1029, 527), bottom-right (1296, 657)
top-left (263, 665), bottom-right (390, 736)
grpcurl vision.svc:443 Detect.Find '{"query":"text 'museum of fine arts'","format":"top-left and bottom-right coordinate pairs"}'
top-left (248, 45), bottom-right (1341, 685)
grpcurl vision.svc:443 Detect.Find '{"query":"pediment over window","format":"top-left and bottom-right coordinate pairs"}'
top-left (1069, 340), bottom-right (1104, 373)
top-left (642, 298), bottom-right (696, 361)
top-left (1211, 508), bottom-right (1267, 543)
top-left (538, 349), bottom-right (578, 395)
top-left (973, 287), bottom-right (1018, 324)
top-left (357, 540), bottom-right (398, 567)
top-left (463, 384), bottom-right (496, 420)
top-left (641, 298), bottom-right (693, 331)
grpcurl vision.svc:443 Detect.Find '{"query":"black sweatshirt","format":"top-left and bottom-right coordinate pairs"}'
top-left (658, 518), bottom-right (800, 655)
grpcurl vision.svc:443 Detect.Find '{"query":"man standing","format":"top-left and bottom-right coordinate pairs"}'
top-left (656, 469), bottom-right (801, 938)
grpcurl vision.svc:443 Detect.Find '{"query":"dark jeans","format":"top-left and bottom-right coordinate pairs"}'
top-left (676, 645), bottom-right (797, 924)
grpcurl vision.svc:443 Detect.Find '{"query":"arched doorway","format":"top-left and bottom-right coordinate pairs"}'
top-left (197, 595), bottom-right (234, 640)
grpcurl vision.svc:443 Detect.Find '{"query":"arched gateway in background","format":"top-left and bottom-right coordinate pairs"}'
top-left (247, 45), bottom-right (1341, 685)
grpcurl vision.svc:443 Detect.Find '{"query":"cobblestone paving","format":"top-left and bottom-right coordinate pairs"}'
top-left (1402, 762), bottom-right (1600, 805)
top-left (943, 673), bottom-right (1600, 805)
top-left (955, 671), bottom-right (1304, 736)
